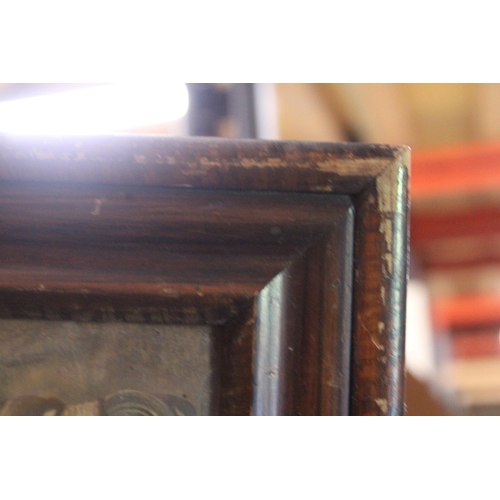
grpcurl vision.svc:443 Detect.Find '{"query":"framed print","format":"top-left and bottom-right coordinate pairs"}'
top-left (0, 136), bottom-right (409, 415)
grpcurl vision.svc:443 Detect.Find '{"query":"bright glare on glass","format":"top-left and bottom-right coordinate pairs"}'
top-left (0, 83), bottom-right (189, 134)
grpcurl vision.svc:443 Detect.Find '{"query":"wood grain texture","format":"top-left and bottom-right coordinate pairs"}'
top-left (212, 303), bottom-right (256, 416)
top-left (0, 135), bottom-right (397, 192)
top-left (350, 154), bottom-right (409, 415)
top-left (0, 183), bottom-right (348, 324)
top-left (0, 135), bottom-right (409, 415)
top-left (254, 204), bottom-right (354, 415)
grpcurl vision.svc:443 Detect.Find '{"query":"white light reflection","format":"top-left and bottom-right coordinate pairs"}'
top-left (0, 83), bottom-right (189, 134)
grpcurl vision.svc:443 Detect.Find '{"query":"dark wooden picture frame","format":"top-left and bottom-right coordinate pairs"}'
top-left (0, 135), bottom-right (409, 415)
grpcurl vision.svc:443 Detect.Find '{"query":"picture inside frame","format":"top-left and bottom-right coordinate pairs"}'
top-left (0, 319), bottom-right (212, 416)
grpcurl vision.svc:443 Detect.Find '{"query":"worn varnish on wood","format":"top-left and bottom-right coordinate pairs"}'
top-left (0, 135), bottom-right (409, 415)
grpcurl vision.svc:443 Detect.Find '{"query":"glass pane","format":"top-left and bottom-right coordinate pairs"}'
top-left (0, 320), bottom-right (212, 416)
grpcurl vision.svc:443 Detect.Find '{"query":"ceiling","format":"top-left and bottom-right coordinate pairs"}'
top-left (3, 83), bottom-right (500, 148)
top-left (275, 83), bottom-right (500, 149)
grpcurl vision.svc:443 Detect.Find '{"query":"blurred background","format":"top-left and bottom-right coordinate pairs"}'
top-left (2, 82), bottom-right (500, 415)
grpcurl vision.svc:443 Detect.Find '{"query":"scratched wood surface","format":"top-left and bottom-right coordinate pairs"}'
top-left (0, 135), bottom-right (409, 415)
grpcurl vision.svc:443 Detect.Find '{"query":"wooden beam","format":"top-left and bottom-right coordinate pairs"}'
top-left (333, 84), bottom-right (414, 145)
top-left (275, 84), bottom-right (347, 142)
top-left (474, 84), bottom-right (500, 140)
